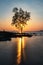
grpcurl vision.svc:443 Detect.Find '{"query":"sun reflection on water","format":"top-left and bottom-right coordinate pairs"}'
top-left (17, 38), bottom-right (21, 65)
top-left (17, 37), bottom-right (25, 65)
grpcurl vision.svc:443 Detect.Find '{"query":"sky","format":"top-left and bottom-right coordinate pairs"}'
top-left (0, 0), bottom-right (43, 31)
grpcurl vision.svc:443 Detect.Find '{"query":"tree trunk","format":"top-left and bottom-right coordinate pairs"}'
top-left (21, 27), bottom-right (22, 33)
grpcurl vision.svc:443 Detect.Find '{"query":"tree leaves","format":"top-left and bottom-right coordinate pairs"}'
top-left (13, 7), bottom-right (18, 12)
top-left (12, 7), bottom-right (30, 29)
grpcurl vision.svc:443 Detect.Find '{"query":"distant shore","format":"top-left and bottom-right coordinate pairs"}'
top-left (0, 30), bottom-right (43, 41)
top-left (0, 31), bottom-right (33, 41)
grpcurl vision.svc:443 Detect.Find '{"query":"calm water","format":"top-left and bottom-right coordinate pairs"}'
top-left (0, 36), bottom-right (43, 65)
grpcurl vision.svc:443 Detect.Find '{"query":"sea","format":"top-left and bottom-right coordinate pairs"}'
top-left (0, 32), bottom-right (43, 65)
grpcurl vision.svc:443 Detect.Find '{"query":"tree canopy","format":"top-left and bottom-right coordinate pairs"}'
top-left (12, 7), bottom-right (30, 31)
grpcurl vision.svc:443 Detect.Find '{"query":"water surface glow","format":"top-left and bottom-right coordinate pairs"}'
top-left (17, 37), bottom-right (25, 65)
top-left (17, 38), bottom-right (21, 64)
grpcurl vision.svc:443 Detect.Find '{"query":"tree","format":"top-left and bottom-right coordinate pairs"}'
top-left (12, 7), bottom-right (30, 33)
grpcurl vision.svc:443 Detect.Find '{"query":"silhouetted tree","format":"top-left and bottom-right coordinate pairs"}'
top-left (12, 7), bottom-right (30, 33)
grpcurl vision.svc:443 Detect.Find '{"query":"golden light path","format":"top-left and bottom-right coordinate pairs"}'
top-left (17, 37), bottom-right (26, 65)
top-left (17, 38), bottom-right (21, 65)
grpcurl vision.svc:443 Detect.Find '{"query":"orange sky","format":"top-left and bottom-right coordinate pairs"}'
top-left (0, 17), bottom-right (43, 32)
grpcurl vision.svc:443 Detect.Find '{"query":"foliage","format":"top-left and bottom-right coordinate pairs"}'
top-left (12, 7), bottom-right (30, 31)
